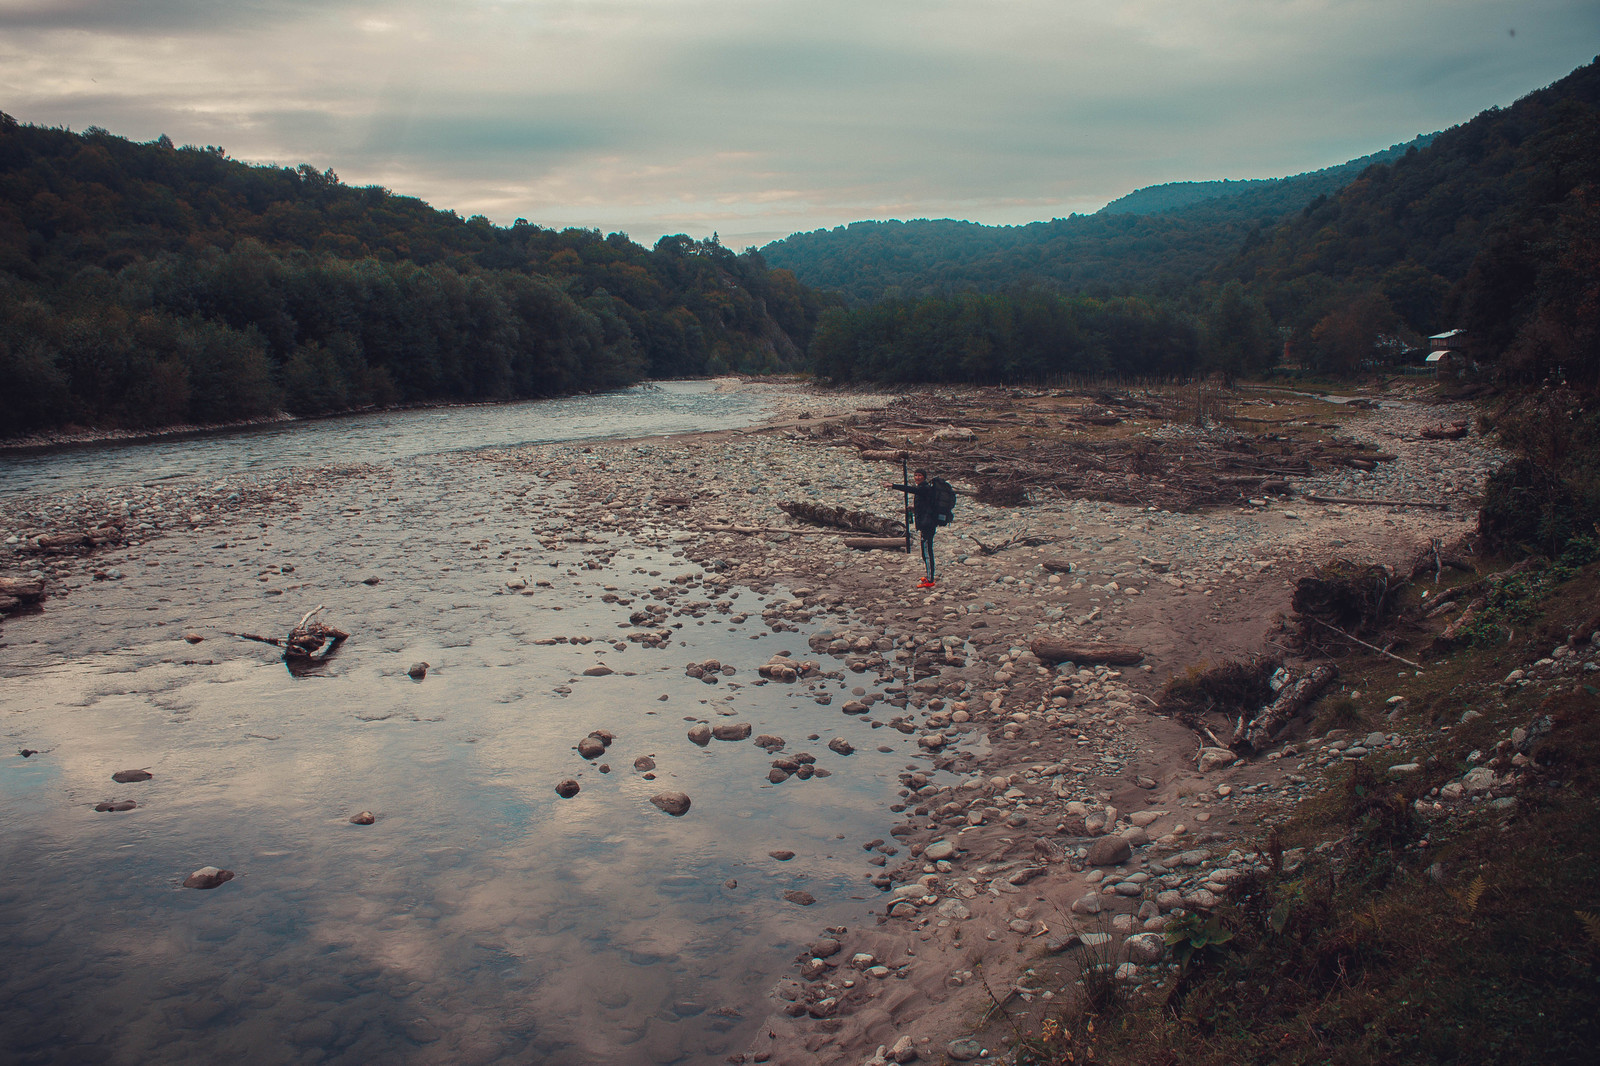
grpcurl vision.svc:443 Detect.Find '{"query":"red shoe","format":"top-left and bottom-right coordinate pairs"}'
top-left (918, 579), bottom-right (936, 588)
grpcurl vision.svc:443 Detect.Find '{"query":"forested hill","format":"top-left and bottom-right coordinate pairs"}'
top-left (1228, 56), bottom-right (1600, 385)
top-left (1097, 136), bottom-right (1431, 216)
top-left (760, 139), bottom-right (1432, 303)
top-left (0, 116), bottom-right (837, 436)
top-left (794, 57), bottom-right (1599, 391)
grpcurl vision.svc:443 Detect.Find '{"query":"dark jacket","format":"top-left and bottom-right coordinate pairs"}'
top-left (890, 481), bottom-right (938, 533)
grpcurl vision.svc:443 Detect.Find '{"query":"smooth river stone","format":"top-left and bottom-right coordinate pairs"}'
top-left (651, 791), bottom-right (691, 816)
top-left (183, 867), bottom-right (235, 890)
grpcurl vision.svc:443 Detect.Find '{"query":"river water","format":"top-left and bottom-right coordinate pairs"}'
top-left (0, 381), bottom-right (786, 499)
top-left (0, 383), bottom-right (929, 1065)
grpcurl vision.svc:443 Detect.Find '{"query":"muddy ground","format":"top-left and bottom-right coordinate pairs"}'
top-left (0, 380), bottom-right (1504, 1066)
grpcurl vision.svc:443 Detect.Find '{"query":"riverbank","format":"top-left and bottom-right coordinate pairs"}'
top-left (475, 382), bottom-right (1506, 1064)
top-left (0, 379), bottom-right (1513, 1065)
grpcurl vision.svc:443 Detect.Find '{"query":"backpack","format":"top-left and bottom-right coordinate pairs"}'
top-left (930, 478), bottom-right (956, 526)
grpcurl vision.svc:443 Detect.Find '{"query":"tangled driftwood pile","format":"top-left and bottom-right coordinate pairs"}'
top-left (233, 605), bottom-right (349, 672)
top-left (1156, 655), bottom-right (1340, 755)
top-left (822, 391), bottom-right (1400, 512)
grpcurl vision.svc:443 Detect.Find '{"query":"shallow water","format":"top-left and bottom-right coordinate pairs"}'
top-left (0, 405), bottom-right (944, 1064)
top-left (0, 380), bottom-right (777, 499)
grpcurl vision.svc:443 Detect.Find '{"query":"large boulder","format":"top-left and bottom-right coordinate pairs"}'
top-left (1086, 836), bottom-right (1133, 866)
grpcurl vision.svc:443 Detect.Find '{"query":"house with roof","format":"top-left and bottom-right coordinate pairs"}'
top-left (1424, 328), bottom-right (1473, 373)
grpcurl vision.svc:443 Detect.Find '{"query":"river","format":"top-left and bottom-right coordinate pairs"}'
top-left (0, 382), bottom-right (926, 1065)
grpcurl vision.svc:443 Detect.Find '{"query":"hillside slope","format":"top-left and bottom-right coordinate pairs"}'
top-left (0, 116), bottom-right (836, 434)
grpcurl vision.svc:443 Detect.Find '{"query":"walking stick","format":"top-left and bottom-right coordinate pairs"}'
top-left (901, 450), bottom-right (912, 554)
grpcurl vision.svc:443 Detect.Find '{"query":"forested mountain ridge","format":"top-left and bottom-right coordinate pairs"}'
top-left (1229, 58), bottom-right (1600, 384)
top-left (796, 57), bottom-right (1600, 391)
top-left (1097, 136), bottom-right (1431, 217)
top-left (760, 139), bottom-right (1432, 303)
top-left (0, 116), bottom-right (836, 435)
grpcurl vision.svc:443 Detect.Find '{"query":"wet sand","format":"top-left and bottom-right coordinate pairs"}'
top-left (0, 382), bottom-right (1501, 1065)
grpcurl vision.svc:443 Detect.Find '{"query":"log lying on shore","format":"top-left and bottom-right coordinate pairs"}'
top-left (1231, 663), bottom-right (1339, 754)
top-left (0, 575), bottom-right (47, 613)
top-left (19, 525), bottom-right (126, 555)
top-left (1420, 421), bottom-right (1470, 440)
top-left (1030, 638), bottom-right (1144, 666)
top-left (778, 500), bottom-right (903, 537)
top-left (858, 449), bottom-right (910, 462)
top-left (844, 537), bottom-right (911, 552)
top-left (1305, 494), bottom-right (1452, 511)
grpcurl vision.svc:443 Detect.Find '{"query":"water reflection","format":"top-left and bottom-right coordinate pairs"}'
top-left (0, 443), bottom-right (937, 1065)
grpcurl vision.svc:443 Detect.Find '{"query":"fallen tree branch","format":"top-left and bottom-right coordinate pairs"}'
top-left (702, 524), bottom-right (864, 538)
top-left (1305, 494), bottom-right (1452, 511)
top-left (1306, 617), bottom-right (1423, 668)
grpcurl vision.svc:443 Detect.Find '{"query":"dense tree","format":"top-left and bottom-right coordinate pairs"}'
top-left (0, 117), bottom-right (839, 435)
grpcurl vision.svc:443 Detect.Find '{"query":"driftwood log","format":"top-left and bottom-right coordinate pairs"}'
top-left (844, 537), bottom-right (911, 552)
top-left (1030, 638), bottom-right (1144, 666)
top-left (0, 575), bottom-right (47, 613)
top-left (704, 524), bottom-right (857, 538)
top-left (1231, 663), bottom-right (1339, 753)
top-left (18, 525), bottom-right (126, 555)
top-left (858, 450), bottom-right (910, 462)
top-left (778, 500), bottom-right (903, 537)
top-left (1420, 421), bottom-right (1470, 440)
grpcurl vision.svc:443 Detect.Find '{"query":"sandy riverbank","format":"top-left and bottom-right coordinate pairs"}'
top-left (0, 380), bottom-right (1506, 1066)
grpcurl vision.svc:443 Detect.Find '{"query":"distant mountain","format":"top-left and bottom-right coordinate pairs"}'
top-left (760, 138), bottom-right (1434, 304)
top-left (789, 56), bottom-right (1600, 390)
top-left (1097, 137), bottom-right (1432, 217)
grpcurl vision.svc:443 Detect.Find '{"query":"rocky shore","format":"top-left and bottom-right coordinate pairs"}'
top-left (0, 381), bottom-right (1512, 1065)
top-left (471, 384), bottom-right (1504, 1064)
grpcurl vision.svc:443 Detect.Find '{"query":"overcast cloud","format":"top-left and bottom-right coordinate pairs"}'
top-left (1, 1), bottom-right (1595, 247)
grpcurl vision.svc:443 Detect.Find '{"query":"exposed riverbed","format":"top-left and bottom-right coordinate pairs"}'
top-left (1, 381), bottom-right (1505, 1066)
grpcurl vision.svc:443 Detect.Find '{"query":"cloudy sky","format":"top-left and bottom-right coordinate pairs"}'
top-left (1, 1), bottom-right (1595, 249)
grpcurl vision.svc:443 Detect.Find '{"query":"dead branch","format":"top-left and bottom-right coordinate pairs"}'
top-left (1305, 617), bottom-right (1423, 669)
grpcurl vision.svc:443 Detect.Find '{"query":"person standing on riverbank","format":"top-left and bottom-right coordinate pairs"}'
top-left (885, 469), bottom-right (940, 588)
